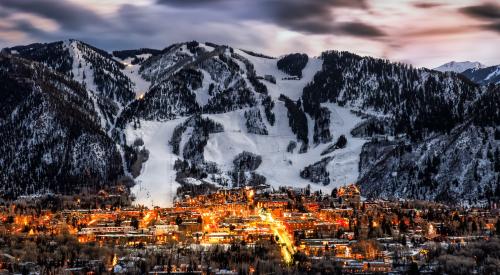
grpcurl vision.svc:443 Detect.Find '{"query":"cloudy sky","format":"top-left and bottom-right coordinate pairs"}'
top-left (0, 0), bottom-right (499, 68)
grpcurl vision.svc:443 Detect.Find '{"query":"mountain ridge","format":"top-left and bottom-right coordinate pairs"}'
top-left (433, 61), bottom-right (486, 73)
top-left (1, 39), bottom-right (498, 207)
top-left (462, 64), bottom-right (500, 85)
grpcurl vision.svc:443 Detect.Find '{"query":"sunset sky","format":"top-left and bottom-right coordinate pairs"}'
top-left (0, 0), bottom-right (499, 68)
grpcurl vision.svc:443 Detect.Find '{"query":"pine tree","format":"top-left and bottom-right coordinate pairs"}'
top-left (331, 188), bottom-right (338, 198)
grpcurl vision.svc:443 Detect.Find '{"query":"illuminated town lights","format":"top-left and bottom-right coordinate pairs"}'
top-left (428, 223), bottom-right (435, 236)
top-left (111, 253), bottom-right (118, 267)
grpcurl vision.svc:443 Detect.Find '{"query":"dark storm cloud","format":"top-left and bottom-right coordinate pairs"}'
top-left (0, 7), bottom-right (10, 17)
top-left (484, 22), bottom-right (500, 33)
top-left (157, 0), bottom-right (383, 37)
top-left (159, 0), bottom-right (367, 9)
top-left (0, 18), bottom-right (58, 43)
top-left (0, 19), bottom-right (40, 35)
top-left (0, 0), bottom-right (106, 30)
top-left (262, 0), bottom-right (368, 35)
top-left (339, 22), bottom-right (385, 37)
top-left (413, 2), bottom-right (443, 9)
top-left (0, 0), bottom-right (385, 53)
top-left (460, 2), bottom-right (500, 20)
top-left (157, 0), bottom-right (226, 7)
top-left (115, 4), bottom-right (164, 35)
top-left (460, 2), bottom-right (500, 35)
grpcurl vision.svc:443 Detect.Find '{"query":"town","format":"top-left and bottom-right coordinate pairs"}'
top-left (0, 184), bottom-right (499, 274)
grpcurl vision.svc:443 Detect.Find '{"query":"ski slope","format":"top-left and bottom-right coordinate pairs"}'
top-left (125, 119), bottom-right (186, 207)
top-left (204, 103), bottom-right (367, 194)
top-left (236, 49), bottom-right (323, 100)
top-left (120, 55), bottom-right (151, 98)
top-left (124, 50), bottom-right (367, 207)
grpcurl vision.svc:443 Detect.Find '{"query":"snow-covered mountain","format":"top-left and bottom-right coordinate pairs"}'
top-left (462, 65), bottom-right (500, 85)
top-left (0, 52), bottom-right (124, 198)
top-left (433, 61), bottom-right (500, 86)
top-left (433, 61), bottom-right (485, 73)
top-left (2, 40), bottom-right (499, 207)
top-left (6, 40), bottom-right (136, 131)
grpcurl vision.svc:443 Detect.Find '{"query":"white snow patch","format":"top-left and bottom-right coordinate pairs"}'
top-left (121, 57), bottom-right (151, 97)
top-left (183, 177), bottom-right (204, 185)
top-left (65, 40), bottom-right (107, 128)
top-left (433, 61), bottom-right (485, 73)
top-left (193, 69), bottom-right (213, 106)
top-left (203, 103), bottom-right (367, 195)
top-left (485, 66), bottom-right (500, 81)
top-left (199, 43), bottom-right (215, 53)
top-left (126, 119), bottom-right (186, 208)
top-left (322, 103), bottom-right (367, 187)
top-left (236, 49), bottom-right (323, 100)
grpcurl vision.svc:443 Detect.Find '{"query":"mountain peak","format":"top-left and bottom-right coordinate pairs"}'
top-left (433, 61), bottom-right (486, 73)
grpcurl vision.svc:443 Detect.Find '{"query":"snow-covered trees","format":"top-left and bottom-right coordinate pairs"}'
top-left (277, 53), bottom-right (308, 78)
top-left (300, 157), bottom-right (333, 185)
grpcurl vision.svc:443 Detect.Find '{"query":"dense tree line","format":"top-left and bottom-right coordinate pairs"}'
top-left (112, 48), bottom-right (161, 60)
top-left (300, 157), bottom-right (333, 185)
top-left (279, 94), bottom-right (309, 152)
top-left (261, 95), bottom-right (276, 125)
top-left (244, 108), bottom-right (268, 135)
top-left (7, 41), bottom-right (73, 75)
top-left (302, 50), bottom-right (480, 141)
top-left (118, 68), bottom-right (202, 124)
top-left (0, 55), bottom-right (123, 198)
top-left (277, 53), bottom-right (308, 78)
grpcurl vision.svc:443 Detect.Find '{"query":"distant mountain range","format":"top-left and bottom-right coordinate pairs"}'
top-left (433, 61), bottom-right (500, 85)
top-left (462, 65), bottom-right (500, 85)
top-left (1, 40), bottom-right (499, 206)
top-left (434, 61), bottom-right (486, 73)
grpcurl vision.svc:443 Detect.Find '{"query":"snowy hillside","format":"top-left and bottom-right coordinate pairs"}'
top-left (0, 53), bottom-right (123, 197)
top-left (205, 104), bottom-right (366, 190)
top-left (237, 49), bottom-right (323, 100)
top-left (2, 40), bottom-right (498, 207)
top-left (116, 54), bottom-right (152, 97)
top-left (462, 65), bottom-right (500, 85)
top-left (7, 39), bottom-right (136, 131)
top-left (125, 119), bottom-right (184, 208)
top-left (117, 45), bottom-right (373, 206)
top-left (433, 61), bottom-right (485, 73)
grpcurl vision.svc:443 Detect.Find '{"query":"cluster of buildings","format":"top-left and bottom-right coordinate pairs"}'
top-left (0, 184), bottom-right (498, 273)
